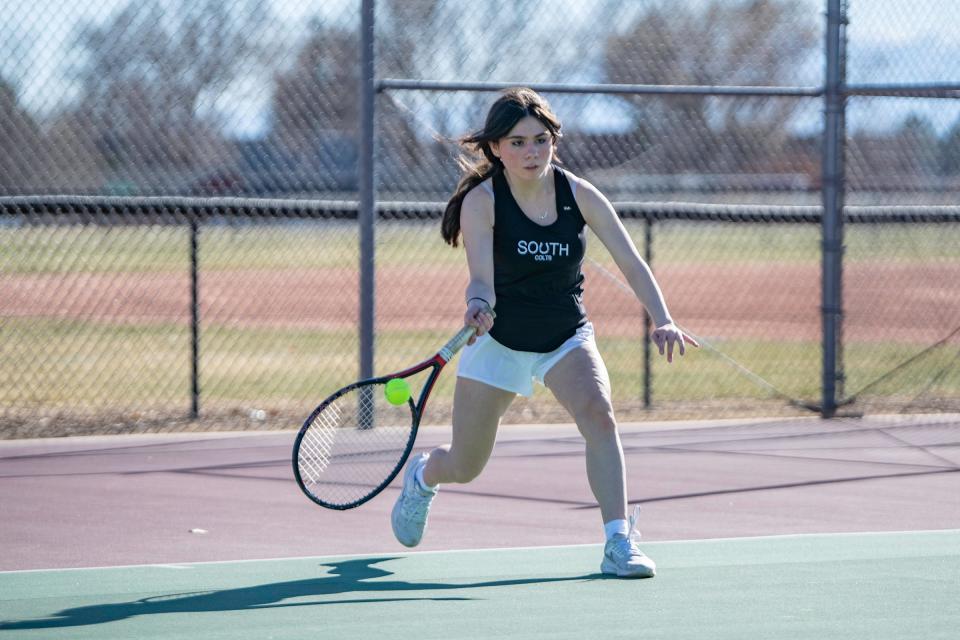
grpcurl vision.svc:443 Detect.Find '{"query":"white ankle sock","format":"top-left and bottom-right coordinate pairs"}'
top-left (415, 463), bottom-right (437, 492)
top-left (604, 519), bottom-right (629, 541)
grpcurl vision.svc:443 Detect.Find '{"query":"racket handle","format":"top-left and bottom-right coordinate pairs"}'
top-left (438, 325), bottom-right (478, 363)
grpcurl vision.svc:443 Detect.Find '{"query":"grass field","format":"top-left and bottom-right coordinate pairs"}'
top-left (4, 219), bottom-right (960, 274)
top-left (3, 315), bottom-right (958, 429)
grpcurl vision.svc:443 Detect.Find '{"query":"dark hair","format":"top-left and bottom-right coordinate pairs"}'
top-left (441, 87), bottom-right (562, 247)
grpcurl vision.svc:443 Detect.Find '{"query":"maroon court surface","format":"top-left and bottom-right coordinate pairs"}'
top-left (2, 415), bottom-right (959, 571)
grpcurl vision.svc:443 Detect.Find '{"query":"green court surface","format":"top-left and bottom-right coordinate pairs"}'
top-left (2, 530), bottom-right (958, 639)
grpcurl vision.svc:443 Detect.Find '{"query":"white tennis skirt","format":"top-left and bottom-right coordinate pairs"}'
top-left (456, 322), bottom-right (596, 397)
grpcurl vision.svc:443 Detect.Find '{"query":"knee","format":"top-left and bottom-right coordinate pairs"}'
top-left (572, 395), bottom-right (617, 441)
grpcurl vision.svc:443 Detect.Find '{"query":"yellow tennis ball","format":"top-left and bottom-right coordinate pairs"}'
top-left (384, 378), bottom-right (411, 405)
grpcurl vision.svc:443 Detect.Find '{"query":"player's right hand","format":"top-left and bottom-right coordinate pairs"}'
top-left (465, 298), bottom-right (495, 345)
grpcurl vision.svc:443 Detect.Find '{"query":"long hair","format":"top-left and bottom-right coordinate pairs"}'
top-left (441, 87), bottom-right (562, 247)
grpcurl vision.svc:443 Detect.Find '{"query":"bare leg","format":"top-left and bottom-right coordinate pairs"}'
top-left (544, 343), bottom-right (627, 524)
top-left (421, 377), bottom-right (516, 486)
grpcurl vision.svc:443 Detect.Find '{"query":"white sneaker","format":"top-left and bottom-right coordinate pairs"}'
top-left (600, 506), bottom-right (656, 578)
top-left (391, 452), bottom-right (437, 547)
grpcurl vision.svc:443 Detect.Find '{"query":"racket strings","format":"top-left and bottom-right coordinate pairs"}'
top-left (297, 381), bottom-right (416, 507)
top-left (299, 403), bottom-right (340, 482)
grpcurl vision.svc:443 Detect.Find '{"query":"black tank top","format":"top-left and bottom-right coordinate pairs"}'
top-left (488, 165), bottom-right (587, 353)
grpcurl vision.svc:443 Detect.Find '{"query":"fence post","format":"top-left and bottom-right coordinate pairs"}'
top-left (359, 0), bottom-right (376, 383)
top-left (189, 213), bottom-right (200, 419)
top-left (358, 0), bottom-right (376, 427)
top-left (643, 215), bottom-right (653, 408)
top-left (821, 0), bottom-right (847, 417)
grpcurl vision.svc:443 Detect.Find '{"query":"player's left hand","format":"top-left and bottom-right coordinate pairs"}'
top-left (651, 322), bottom-right (699, 363)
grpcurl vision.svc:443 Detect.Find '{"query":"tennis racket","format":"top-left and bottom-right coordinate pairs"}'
top-left (293, 324), bottom-right (478, 510)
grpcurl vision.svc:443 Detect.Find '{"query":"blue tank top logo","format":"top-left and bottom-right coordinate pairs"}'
top-left (516, 240), bottom-right (571, 261)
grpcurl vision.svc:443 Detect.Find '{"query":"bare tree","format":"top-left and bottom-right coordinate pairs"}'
top-left (68, 0), bottom-right (272, 183)
top-left (272, 21), bottom-right (358, 149)
top-left (940, 117), bottom-right (960, 177)
top-left (604, 0), bottom-right (819, 175)
top-left (850, 113), bottom-right (943, 187)
top-left (0, 26), bottom-right (48, 193)
top-left (892, 114), bottom-right (940, 177)
top-left (269, 16), bottom-right (432, 194)
top-left (0, 79), bottom-right (44, 193)
top-left (373, 0), bottom-right (634, 193)
top-left (0, 27), bottom-right (31, 97)
top-left (377, 0), bottom-right (635, 139)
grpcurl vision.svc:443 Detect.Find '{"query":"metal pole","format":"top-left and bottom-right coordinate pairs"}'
top-left (821, 0), bottom-right (847, 417)
top-left (358, 0), bottom-right (376, 427)
top-left (189, 214), bottom-right (200, 419)
top-left (378, 79), bottom-right (823, 98)
top-left (643, 216), bottom-right (653, 408)
top-left (359, 0), bottom-right (376, 382)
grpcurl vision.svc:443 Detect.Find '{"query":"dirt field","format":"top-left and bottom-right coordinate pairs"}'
top-left (4, 260), bottom-right (959, 344)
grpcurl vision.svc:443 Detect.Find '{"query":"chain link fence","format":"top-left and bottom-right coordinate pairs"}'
top-left (2, 0), bottom-right (959, 437)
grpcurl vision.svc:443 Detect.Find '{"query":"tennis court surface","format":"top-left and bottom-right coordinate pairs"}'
top-left (2, 530), bottom-right (958, 639)
top-left (2, 415), bottom-right (959, 638)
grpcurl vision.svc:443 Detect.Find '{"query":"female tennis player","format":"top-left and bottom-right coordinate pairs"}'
top-left (392, 87), bottom-right (697, 578)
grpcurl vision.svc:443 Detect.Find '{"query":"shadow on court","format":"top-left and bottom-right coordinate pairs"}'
top-left (0, 557), bottom-right (603, 631)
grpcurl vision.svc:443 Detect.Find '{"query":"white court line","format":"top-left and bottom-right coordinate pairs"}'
top-left (5, 412), bottom-right (958, 450)
top-left (3, 528), bottom-right (958, 575)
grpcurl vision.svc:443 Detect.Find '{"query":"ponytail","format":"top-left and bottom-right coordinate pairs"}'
top-left (441, 159), bottom-right (500, 247)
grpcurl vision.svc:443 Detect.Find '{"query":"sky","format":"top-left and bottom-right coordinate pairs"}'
top-left (2, 0), bottom-right (353, 127)
top-left (3, 0), bottom-right (959, 137)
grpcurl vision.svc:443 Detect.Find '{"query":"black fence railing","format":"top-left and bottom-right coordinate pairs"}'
top-left (3, 196), bottom-right (959, 437)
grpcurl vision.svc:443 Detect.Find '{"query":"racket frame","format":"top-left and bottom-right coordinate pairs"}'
top-left (292, 326), bottom-right (475, 510)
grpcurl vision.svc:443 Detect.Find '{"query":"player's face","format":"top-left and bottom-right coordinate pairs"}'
top-left (491, 116), bottom-right (554, 181)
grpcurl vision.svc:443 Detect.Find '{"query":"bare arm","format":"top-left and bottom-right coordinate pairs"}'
top-left (459, 183), bottom-right (497, 342)
top-left (572, 175), bottom-right (699, 362)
